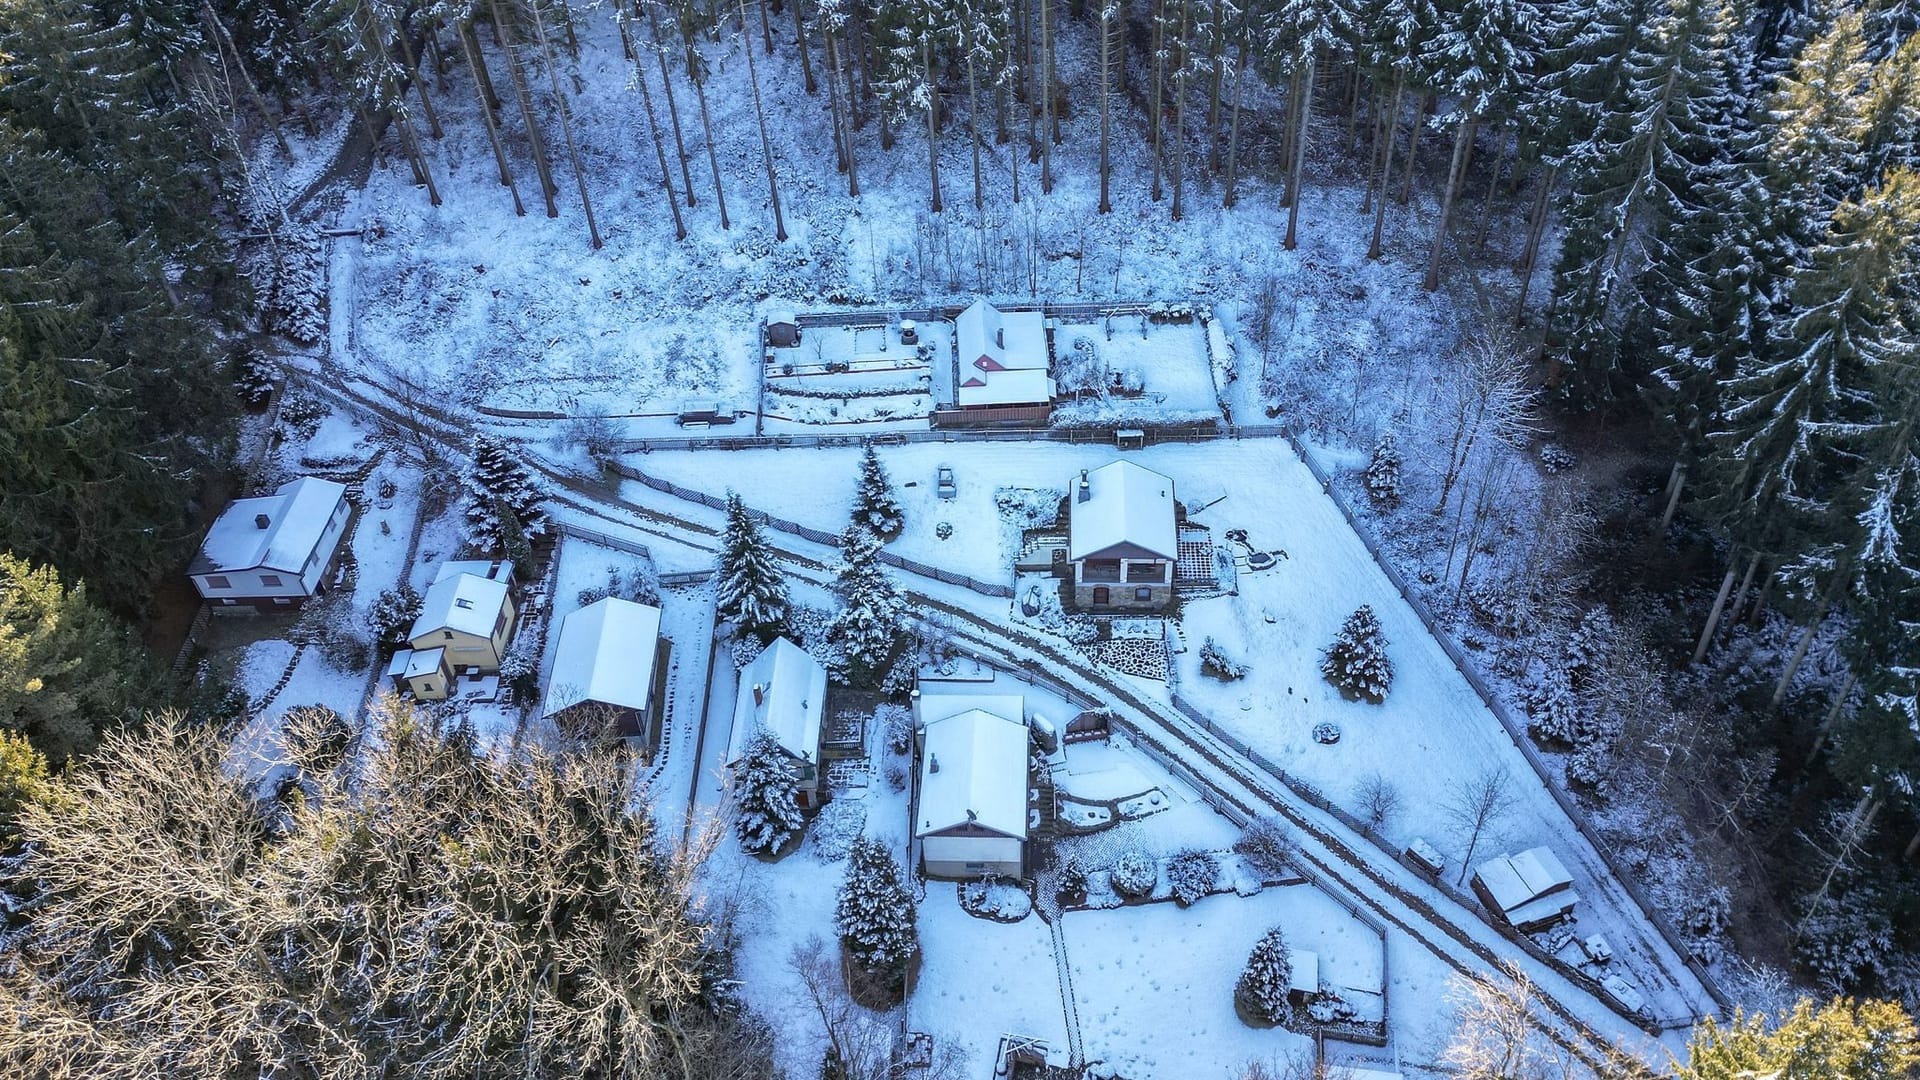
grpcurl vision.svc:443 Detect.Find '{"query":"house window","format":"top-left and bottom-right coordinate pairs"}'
top-left (493, 609), bottom-right (509, 637)
top-left (1126, 561), bottom-right (1166, 583)
top-left (421, 682), bottom-right (435, 693)
top-left (443, 631), bottom-right (454, 641)
top-left (1135, 587), bottom-right (1153, 602)
top-left (964, 862), bottom-right (988, 872)
top-left (1092, 586), bottom-right (1110, 605)
top-left (206, 575), bottom-right (231, 589)
top-left (272, 598), bottom-right (291, 606)
top-left (1082, 558), bottom-right (1122, 582)
top-left (454, 598), bottom-right (474, 610)
top-left (260, 574), bottom-right (283, 587)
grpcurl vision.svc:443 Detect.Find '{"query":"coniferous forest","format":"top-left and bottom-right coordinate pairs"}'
top-left (2, 0), bottom-right (1920, 1073)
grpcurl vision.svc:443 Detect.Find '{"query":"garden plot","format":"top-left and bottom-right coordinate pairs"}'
top-left (910, 889), bottom-right (1068, 1069)
top-left (1052, 317), bottom-right (1222, 428)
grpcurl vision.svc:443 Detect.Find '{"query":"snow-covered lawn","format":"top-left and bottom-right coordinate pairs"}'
top-left (228, 647), bottom-right (369, 776)
top-left (911, 889), bottom-right (1067, 1069)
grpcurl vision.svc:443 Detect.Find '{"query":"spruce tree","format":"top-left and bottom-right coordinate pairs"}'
top-left (835, 835), bottom-right (918, 988)
top-left (827, 526), bottom-right (911, 687)
top-left (462, 434), bottom-right (549, 558)
top-left (733, 729), bottom-right (806, 854)
top-left (852, 444), bottom-right (906, 540)
top-left (1235, 926), bottom-right (1294, 1024)
top-left (1365, 431), bottom-right (1403, 507)
top-left (1322, 605), bottom-right (1393, 702)
top-left (0, 554), bottom-right (152, 762)
top-left (716, 493), bottom-right (792, 643)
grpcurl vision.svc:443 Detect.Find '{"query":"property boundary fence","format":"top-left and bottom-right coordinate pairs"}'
top-left (607, 420), bottom-right (1292, 454)
top-left (1281, 431), bottom-right (1732, 1021)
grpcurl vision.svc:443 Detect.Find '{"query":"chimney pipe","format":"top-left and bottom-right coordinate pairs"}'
top-left (752, 683), bottom-right (764, 706)
top-left (255, 513), bottom-right (271, 529)
top-left (929, 753), bottom-right (940, 773)
top-left (995, 327), bottom-right (1004, 349)
top-left (1077, 470), bottom-right (1090, 503)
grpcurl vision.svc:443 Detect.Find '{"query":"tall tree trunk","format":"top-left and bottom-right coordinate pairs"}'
top-left (1098, 5), bottom-right (1113, 213)
top-left (738, 0), bottom-right (787, 240)
top-left (685, 41), bottom-right (731, 228)
top-left (924, 32), bottom-right (943, 213)
top-left (1513, 164), bottom-right (1554, 323)
top-left (1367, 73), bottom-right (1403, 260)
top-left (1148, 0), bottom-right (1166, 200)
top-left (1204, 0), bottom-right (1224, 171)
top-left (392, 13), bottom-right (443, 139)
top-left (1804, 671), bottom-right (1858, 768)
top-left (1040, 0), bottom-right (1055, 192)
top-left (1283, 51), bottom-right (1315, 250)
top-left (627, 14), bottom-right (686, 238)
top-left (490, 0), bottom-right (560, 216)
top-left (1423, 117), bottom-right (1476, 291)
top-left (1169, 0), bottom-right (1189, 219)
top-left (1727, 551), bottom-right (1763, 628)
top-left (460, 21), bottom-right (525, 215)
top-left (464, 20), bottom-right (503, 111)
top-left (790, 0), bottom-right (817, 93)
top-left (1221, 35), bottom-right (1246, 209)
top-left (1473, 125), bottom-right (1510, 253)
top-left (963, 26), bottom-right (985, 211)
top-left (643, 5), bottom-right (698, 207)
top-left (1397, 89), bottom-right (1427, 204)
top-left (829, 28), bottom-right (859, 195)
top-left (531, 0), bottom-right (602, 248)
top-left (757, 0), bottom-right (774, 53)
top-left (200, 2), bottom-right (290, 155)
top-left (1691, 563), bottom-right (1738, 665)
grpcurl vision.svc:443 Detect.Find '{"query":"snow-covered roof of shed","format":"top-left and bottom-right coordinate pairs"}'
top-left (410, 569), bottom-right (510, 642)
top-left (541, 598), bottom-right (662, 720)
top-left (915, 691), bottom-right (1025, 731)
top-left (728, 638), bottom-right (828, 766)
top-left (192, 477), bottom-right (348, 575)
top-left (916, 707), bottom-right (1029, 839)
top-left (1289, 949), bottom-right (1319, 995)
top-left (1473, 846), bottom-right (1574, 914)
top-left (1068, 461), bottom-right (1178, 562)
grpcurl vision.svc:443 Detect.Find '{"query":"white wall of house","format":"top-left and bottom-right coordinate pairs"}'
top-left (191, 501), bottom-right (350, 603)
top-left (921, 835), bottom-right (1023, 879)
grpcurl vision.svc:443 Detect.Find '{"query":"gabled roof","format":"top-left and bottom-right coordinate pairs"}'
top-left (954, 300), bottom-right (1048, 370)
top-left (1068, 460), bottom-right (1178, 562)
top-left (915, 691), bottom-right (1025, 732)
top-left (917, 707), bottom-right (1029, 840)
top-left (1473, 846), bottom-right (1575, 914)
top-left (410, 566), bottom-right (512, 642)
top-left (542, 598), bottom-right (663, 720)
top-left (431, 560), bottom-right (515, 588)
top-left (728, 638), bottom-right (829, 766)
top-left (385, 646), bottom-right (447, 681)
top-left (191, 477), bottom-right (348, 576)
top-left (958, 367), bottom-right (1055, 408)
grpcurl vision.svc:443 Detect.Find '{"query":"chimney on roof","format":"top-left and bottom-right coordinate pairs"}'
top-left (929, 753), bottom-right (940, 773)
top-left (752, 683), bottom-right (764, 707)
top-left (1077, 470), bottom-right (1090, 504)
top-left (995, 327), bottom-right (1005, 349)
top-left (254, 513), bottom-right (271, 529)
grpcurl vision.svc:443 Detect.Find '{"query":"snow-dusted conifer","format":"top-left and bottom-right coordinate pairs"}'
top-left (835, 835), bottom-right (918, 981)
top-left (733, 729), bottom-right (805, 855)
top-left (1235, 926), bottom-right (1294, 1025)
top-left (463, 434), bottom-right (548, 556)
top-left (852, 444), bottom-right (905, 539)
top-left (1365, 431), bottom-right (1403, 507)
top-left (1200, 637), bottom-right (1249, 680)
top-left (367, 584), bottom-right (422, 644)
top-left (716, 493), bottom-right (792, 643)
top-left (1322, 605), bottom-right (1393, 702)
top-left (828, 525), bottom-right (910, 687)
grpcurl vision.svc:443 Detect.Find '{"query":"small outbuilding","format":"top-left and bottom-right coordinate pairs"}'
top-left (916, 706), bottom-right (1030, 879)
top-left (766, 306), bottom-right (800, 348)
top-left (541, 597), bottom-right (670, 745)
top-left (190, 477), bottom-right (353, 609)
top-left (1471, 846), bottom-right (1579, 933)
top-left (727, 638), bottom-right (830, 808)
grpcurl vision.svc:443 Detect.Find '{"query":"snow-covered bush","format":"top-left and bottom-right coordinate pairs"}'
top-left (276, 392), bottom-right (331, 441)
top-left (1795, 887), bottom-right (1897, 993)
top-left (994, 487), bottom-right (1064, 530)
top-left (1539, 443), bottom-right (1577, 473)
top-left (1365, 432), bottom-right (1403, 508)
top-left (716, 493), bottom-right (791, 643)
top-left (959, 877), bottom-right (1033, 921)
top-left (1525, 607), bottom-right (1618, 749)
top-left (1167, 849), bottom-right (1220, 907)
top-left (809, 798), bottom-right (866, 862)
top-left (1321, 606), bottom-right (1393, 703)
top-left (1056, 858), bottom-right (1090, 905)
top-left (367, 584), bottom-right (422, 645)
top-left (1234, 816), bottom-right (1296, 877)
top-left (836, 836), bottom-right (919, 991)
top-left (462, 434), bottom-right (550, 560)
top-left (852, 445), bottom-right (904, 539)
top-left (827, 526), bottom-right (910, 688)
top-left (233, 347), bottom-right (278, 407)
top-left (878, 703), bottom-right (914, 755)
top-left (1200, 637), bottom-right (1248, 681)
top-left (1676, 884), bottom-right (1732, 965)
top-left (497, 630), bottom-right (542, 703)
top-left (252, 221), bottom-right (327, 344)
top-left (1235, 927), bottom-right (1294, 1026)
top-left (732, 730), bottom-right (804, 855)
top-left (1110, 850), bottom-right (1157, 898)
top-left (1058, 335), bottom-right (1109, 398)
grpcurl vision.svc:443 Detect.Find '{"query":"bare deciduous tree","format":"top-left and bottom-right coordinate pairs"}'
top-left (1445, 765), bottom-right (1517, 885)
top-left (1352, 771), bottom-right (1402, 836)
top-left (1425, 325), bottom-right (1537, 517)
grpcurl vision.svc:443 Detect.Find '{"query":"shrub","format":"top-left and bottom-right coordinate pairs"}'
top-left (878, 703), bottom-right (914, 755)
top-left (276, 392), bottom-right (331, 440)
top-left (1056, 858), bottom-right (1090, 905)
top-left (367, 585), bottom-right (422, 645)
top-left (959, 877), bottom-right (1033, 921)
top-left (1365, 432), bottom-right (1403, 507)
top-left (1111, 850), bottom-right (1157, 898)
top-left (1321, 606), bottom-right (1393, 703)
top-left (809, 799), bottom-right (866, 863)
top-left (1167, 849), bottom-right (1220, 907)
top-left (1234, 816), bottom-right (1296, 877)
top-left (1199, 637), bottom-right (1248, 680)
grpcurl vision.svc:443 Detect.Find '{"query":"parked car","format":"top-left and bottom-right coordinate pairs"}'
top-left (936, 465), bottom-right (956, 500)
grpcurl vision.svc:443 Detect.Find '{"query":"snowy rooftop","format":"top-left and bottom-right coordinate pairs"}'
top-left (954, 301), bottom-right (1053, 409)
top-left (914, 690), bottom-right (1026, 731)
top-left (1474, 847), bottom-right (1576, 916)
top-left (728, 638), bottom-right (829, 766)
top-left (1068, 460), bottom-right (1178, 562)
top-left (402, 647), bottom-right (445, 680)
top-left (431, 559), bottom-right (515, 587)
top-left (191, 476), bottom-right (347, 576)
top-left (410, 567), bottom-right (511, 642)
top-left (541, 597), bottom-right (662, 720)
top-left (917, 707), bottom-right (1029, 839)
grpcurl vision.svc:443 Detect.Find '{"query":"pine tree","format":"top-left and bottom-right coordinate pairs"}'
top-left (1677, 998), bottom-right (1918, 1080)
top-left (0, 729), bottom-right (50, 845)
top-left (1322, 605), bottom-right (1393, 702)
top-left (367, 584), bottom-right (423, 644)
top-left (1421, 0), bottom-right (1534, 290)
top-left (852, 444), bottom-right (906, 539)
top-left (828, 526), bottom-right (911, 687)
top-left (716, 493), bottom-right (793, 643)
top-left (835, 835), bottom-right (918, 985)
top-left (1365, 431), bottom-right (1403, 507)
top-left (462, 434), bottom-right (550, 557)
top-left (1235, 926), bottom-right (1293, 1024)
top-left (0, 554), bottom-right (152, 762)
top-left (733, 728), bottom-right (806, 854)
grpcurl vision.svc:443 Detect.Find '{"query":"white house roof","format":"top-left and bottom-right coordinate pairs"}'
top-left (431, 560), bottom-right (515, 587)
top-left (1474, 846), bottom-right (1575, 915)
top-left (410, 568), bottom-right (511, 642)
top-left (915, 691), bottom-right (1025, 732)
top-left (1289, 949), bottom-right (1320, 996)
top-left (958, 367), bottom-right (1055, 408)
top-left (954, 301), bottom-right (1052, 409)
top-left (728, 638), bottom-right (829, 766)
top-left (1068, 460), bottom-right (1178, 562)
top-left (917, 707), bottom-right (1029, 839)
top-left (541, 598), bottom-right (663, 720)
top-left (192, 477), bottom-right (348, 576)
top-left (403, 646), bottom-right (446, 679)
